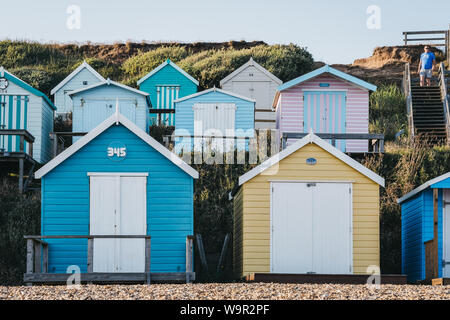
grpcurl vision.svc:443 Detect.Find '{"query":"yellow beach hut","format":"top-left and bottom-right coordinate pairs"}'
top-left (232, 132), bottom-right (385, 279)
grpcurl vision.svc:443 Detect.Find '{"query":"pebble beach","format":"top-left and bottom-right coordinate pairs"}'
top-left (1, 283), bottom-right (449, 300)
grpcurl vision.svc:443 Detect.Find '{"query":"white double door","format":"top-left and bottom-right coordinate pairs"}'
top-left (271, 182), bottom-right (352, 274)
top-left (89, 173), bottom-right (147, 272)
top-left (444, 190), bottom-right (450, 278)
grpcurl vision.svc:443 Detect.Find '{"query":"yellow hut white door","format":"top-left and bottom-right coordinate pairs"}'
top-left (89, 173), bottom-right (147, 272)
top-left (444, 189), bottom-right (450, 278)
top-left (271, 181), bottom-right (352, 274)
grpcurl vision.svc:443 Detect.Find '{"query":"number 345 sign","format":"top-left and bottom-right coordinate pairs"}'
top-left (107, 141), bottom-right (127, 161)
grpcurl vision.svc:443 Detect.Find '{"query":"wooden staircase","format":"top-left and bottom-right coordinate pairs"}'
top-left (404, 62), bottom-right (450, 144)
top-left (410, 85), bottom-right (447, 141)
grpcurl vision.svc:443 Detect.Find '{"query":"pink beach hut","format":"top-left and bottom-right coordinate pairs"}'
top-left (273, 65), bottom-right (377, 153)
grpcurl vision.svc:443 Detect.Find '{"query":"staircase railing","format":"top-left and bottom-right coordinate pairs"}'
top-left (403, 63), bottom-right (415, 136)
top-left (438, 62), bottom-right (450, 143)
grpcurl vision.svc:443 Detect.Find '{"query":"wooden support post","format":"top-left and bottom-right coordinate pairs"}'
top-left (195, 234), bottom-right (208, 272)
top-left (18, 158), bottom-right (24, 193)
top-left (50, 133), bottom-right (58, 158)
top-left (433, 188), bottom-right (439, 279)
top-left (34, 241), bottom-right (42, 273)
top-left (42, 243), bottom-right (48, 273)
top-left (29, 140), bottom-right (33, 158)
top-left (145, 237), bottom-right (151, 285)
top-left (87, 238), bottom-right (94, 273)
top-left (186, 235), bottom-right (194, 283)
top-left (217, 233), bottom-right (231, 273)
top-left (26, 239), bottom-right (34, 286)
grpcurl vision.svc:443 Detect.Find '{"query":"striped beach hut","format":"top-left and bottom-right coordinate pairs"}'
top-left (137, 59), bottom-right (198, 126)
top-left (232, 132), bottom-right (384, 279)
top-left (0, 67), bottom-right (56, 163)
top-left (273, 65), bottom-right (377, 153)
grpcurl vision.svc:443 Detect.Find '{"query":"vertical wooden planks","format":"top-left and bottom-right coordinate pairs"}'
top-left (186, 235), bottom-right (194, 283)
top-left (145, 237), bottom-right (151, 284)
top-left (87, 238), bottom-right (94, 273)
top-left (433, 188), bottom-right (439, 279)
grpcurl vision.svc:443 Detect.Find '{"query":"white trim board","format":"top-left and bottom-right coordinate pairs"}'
top-left (137, 59), bottom-right (199, 86)
top-left (35, 112), bottom-right (199, 179)
top-left (68, 78), bottom-right (150, 97)
top-left (397, 172), bottom-right (450, 204)
top-left (87, 172), bottom-right (149, 177)
top-left (238, 132), bottom-right (385, 187)
top-left (51, 61), bottom-right (105, 95)
top-left (219, 57), bottom-right (282, 86)
top-left (174, 87), bottom-right (256, 103)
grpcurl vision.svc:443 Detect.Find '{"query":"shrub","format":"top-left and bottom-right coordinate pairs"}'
top-left (0, 179), bottom-right (40, 285)
top-left (369, 84), bottom-right (407, 141)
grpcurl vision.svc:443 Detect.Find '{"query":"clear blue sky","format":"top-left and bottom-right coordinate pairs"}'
top-left (2, 0), bottom-right (449, 64)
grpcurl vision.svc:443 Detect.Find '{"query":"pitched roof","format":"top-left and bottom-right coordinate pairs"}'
top-left (137, 59), bottom-right (199, 86)
top-left (397, 172), bottom-right (450, 204)
top-left (50, 61), bottom-right (105, 95)
top-left (34, 111), bottom-right (199, 179)
top-left (68, 78), bottom-right (150, 103)
top-left (238, 131), bottom-right (385, 187)
top-left (278, 65), bottom-right (377, 92)
top-left (0, 67), bottom-right (56, 110)
top-left (272, 65), bottom-right (377, 108)
top-left (174, 87), bottom-right (256, 103)
top-left (219, 57), bottom-right (282, 86)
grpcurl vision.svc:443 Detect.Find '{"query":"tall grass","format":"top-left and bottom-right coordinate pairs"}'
top-left (369, 84), bottom-right (407, 141)
top-left (0, 180), bottom-right (40, 285)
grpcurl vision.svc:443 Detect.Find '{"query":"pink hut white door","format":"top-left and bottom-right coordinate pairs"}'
top-left (303, 91), bottom-right (347, 152)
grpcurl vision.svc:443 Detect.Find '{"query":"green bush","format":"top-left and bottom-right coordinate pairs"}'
top-left (122, 46), bottom-right (190, 80)
top-left (0, 180), bottom-right (40, 285)
top-left (369, 84), bottom-right (407, 140)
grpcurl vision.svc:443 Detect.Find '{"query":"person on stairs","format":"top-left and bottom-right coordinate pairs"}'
top-left (418, 45), bottom-right (436, 87)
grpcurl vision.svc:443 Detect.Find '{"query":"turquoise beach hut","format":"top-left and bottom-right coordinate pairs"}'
top-left (137, 59), bottom-right (198, 126)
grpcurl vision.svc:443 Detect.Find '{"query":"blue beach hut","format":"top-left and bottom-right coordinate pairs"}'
top-left (32, 111), bottom-right (198, 282)
top-left (398, 172), bottom-right (450, 282)
top-left (137, 59), bottom-right (198, 126)
top-left (69, 79), bottom-right (151, 139)
top-left (173, 87), bottom-right (255, 152)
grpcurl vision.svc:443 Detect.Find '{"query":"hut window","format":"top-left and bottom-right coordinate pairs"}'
top-left (83, 81), bottom-right (88, 85)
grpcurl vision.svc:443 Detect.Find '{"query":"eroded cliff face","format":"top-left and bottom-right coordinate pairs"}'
top-left (330, 45), bottom-right (445, 85)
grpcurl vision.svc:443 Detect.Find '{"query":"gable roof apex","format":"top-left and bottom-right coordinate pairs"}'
top-left (34, 112), bottom-right (199, 179)
top-left (220, 58), bottom-right (282, 86)
top-left (50, 61), bottom-right (105, 95)
top-left (1, 67), bottom-right (56, 110)
top-left (173, 87), bottom-right (256, 103)
top-left (68, 78), bottom-right (150, 98)
top-left (397, 172), bottom-right (450, 204)
top-left (238, 132), bottom-right (384, 187)
top-left (137, 60), bottom-right (199, 86)
top-left (277, 64), bottom-right (377, 93)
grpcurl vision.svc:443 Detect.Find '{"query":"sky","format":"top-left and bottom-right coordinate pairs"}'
top-left (1, 0), bottom-right (449, 64)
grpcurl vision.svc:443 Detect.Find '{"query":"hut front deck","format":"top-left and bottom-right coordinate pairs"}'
top-left (245, 273), bottom-right (407, 285)
top-left (24, 272), bottom-right (195, 285)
